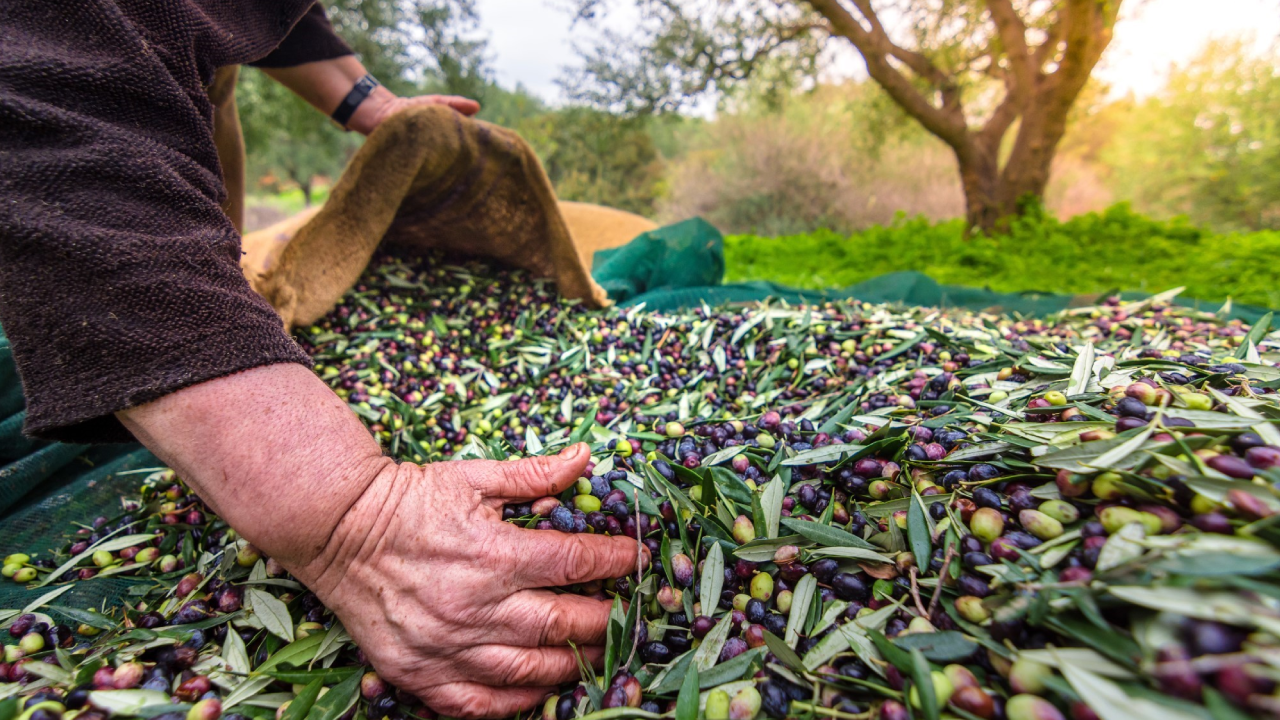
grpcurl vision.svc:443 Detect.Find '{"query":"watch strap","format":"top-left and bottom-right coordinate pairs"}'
top-left (331, 74), bottom-right (380, 128)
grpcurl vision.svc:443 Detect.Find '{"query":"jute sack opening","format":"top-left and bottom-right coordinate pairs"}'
top-left (241, 105), bottom-right (654, 329)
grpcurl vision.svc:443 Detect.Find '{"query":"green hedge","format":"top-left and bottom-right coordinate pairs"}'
top-left (723, 204), bottom-right (1280, 308)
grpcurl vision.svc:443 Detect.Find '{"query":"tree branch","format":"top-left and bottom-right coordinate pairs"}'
top-left (985, 0), bottom-right (1034, 98)
top-left (805, 0), bottom-right (969, 150)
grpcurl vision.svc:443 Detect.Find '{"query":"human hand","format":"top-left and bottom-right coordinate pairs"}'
top-left (288, 443), bottom-right (646, 718)
top-left (118, 366), bottom-right (640, 719)
top-left (347, 87), bottom-right (481, 135)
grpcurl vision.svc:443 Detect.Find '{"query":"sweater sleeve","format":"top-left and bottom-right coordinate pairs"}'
top-left (250, 3), bottom-right (354, 69)
top-left (0, 0), bottom-right (312, 444)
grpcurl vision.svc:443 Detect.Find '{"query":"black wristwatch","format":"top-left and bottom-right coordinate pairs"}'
top-left (331, 74), bottom-right (380, 129)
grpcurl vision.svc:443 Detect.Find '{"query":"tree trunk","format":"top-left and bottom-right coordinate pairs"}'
top-left (299, 177), bottom-right (313, 207)
top-left (958, 153), bottom-right (1054, 234)
top-left (955, 143), bottom-right (1010, 233)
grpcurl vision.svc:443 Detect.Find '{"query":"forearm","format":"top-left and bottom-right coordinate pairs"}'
top-left (261, 56), bottom-right (395, 135)
top-left (116, 363), bottom-right (389, 567)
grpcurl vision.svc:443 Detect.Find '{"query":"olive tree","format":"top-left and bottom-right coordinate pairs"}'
top-left (566, 0), bottom-right (1122, 231)
top-left (239, 0), bottom-right (489, 204)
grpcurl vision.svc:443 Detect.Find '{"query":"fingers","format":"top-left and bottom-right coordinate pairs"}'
top-left (468, 443), bottom-right (590, 501)
top-left (400, 95), bottom-right (481, 117)
top-left (506, 523), bottom-right (646, 588)
top-left (459, 645), bottom-right (604, 687)
top-left (491, 590), bottom-right (616, 646)
top-left (422, 682), bottom-right (555, 719)
top-left (446, 96), bottom-right (481, 116)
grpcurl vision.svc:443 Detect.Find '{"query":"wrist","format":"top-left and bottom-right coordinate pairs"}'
top-left (288, 459), bottom-right (417, 598)
top-left (230, 451), bottom-right (395, 573)
top-left (345, 85), bottom-right (397, 136)
top-left (116, 364), bottom-right (392, 571)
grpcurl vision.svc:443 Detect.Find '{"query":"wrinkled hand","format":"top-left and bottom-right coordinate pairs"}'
top-left (348, 89), bottom-right (481, 136)
top-left (287, 443), bottom-right (645, 718)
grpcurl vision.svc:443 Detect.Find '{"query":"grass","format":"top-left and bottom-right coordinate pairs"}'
top-left (723, 204), bottom-right (1280, 308)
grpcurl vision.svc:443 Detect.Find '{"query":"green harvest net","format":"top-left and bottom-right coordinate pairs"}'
top-left (0, 215), bottom-right (1272, 608)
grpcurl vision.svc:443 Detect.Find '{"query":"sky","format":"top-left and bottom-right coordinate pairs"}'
top-left (474, 0), bottom-right (1280, 104)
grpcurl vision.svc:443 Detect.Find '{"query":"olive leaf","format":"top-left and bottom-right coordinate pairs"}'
top-left (254, 632), bottom-right (326, 675)
top-left (21, 586), bottom-right (74, 613)
top-left (781, 444), bottom-right (863, 466)
top-left (247, 588), bottom-right (295, 643)
top-left (908, 648), bottom-right (939, 720)
top-left (1208, 386), bottom-right (1280, 446)
top-left (1153, 533), bottom-right (1280, 576)
top-left (222, 623), bottom-right (252, 676)
top-left (525, 427), bottom-right (544, 454)
top-left (1203, 687), bottom-right (1257, 720)
top-left (700, 445), bottom-right (746, 467)
top-left (784, 574), bottom-right (817, 648)
top-left (1108, 586), bottom-right (1280, 636)
top-left (304, 666), bottom-right (361, 720)
top-left (675, 665), bottom-right (699, 720)
top-left (46, 606), bottom-right (114, 630)
top-left (1234, 312), bottom-right (1272, 360)
top-left (699, 543), bottom-right (724, 616)
top-left (892, 631), bottom-right (977, 662)
top-left (309, 620), bottom-right (350, 670)
top-left (806, 546), bottom-right (893, 564)
top-left (36, 532), bottom-right (155, 588)
top-left (761, 476), bottom-right (785, 539)
top-left (692, 615), bottom-right (733, 671)
top-left (802, 603), bottom-right (897, 671)
top-left (1036, 428), bottom-right (1150, 473)
top-left (698, 648), bottom-right (764, 687)
top-left (781, 518), bottom-right (878, 550)
top-left (945, 441), bottom-right (1014, 461)
top-left (1088, 426), bottom-right (1155, 471)
top-left (1159, 408), bottom-right (1257, 429)
top-left (1067, 342), bottom-right (1096, 397)
top-left (1095, 522), bottom-right (1147, 573)
top-left (20, 660), bottom-right (72, 686)
top-left (906, 492), bottom-right (931, 567)
top-left (576, 709), bottom-right (663, 720)
top-left (1016, 648), bottom-right (1135, 680)
top-left (1059, 659), bottom-right (1203, 720)
top-left (732, 535), bottom-right (808, 562)
top-left (1181, 475), bottom-right (1280, 510)
top-left (87, 690), bottom-right (171, 716)
top-left (280, 678), bottom-right (324, 720)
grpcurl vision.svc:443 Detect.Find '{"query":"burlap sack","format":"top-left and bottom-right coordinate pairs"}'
top-left (242, 105), bottom-right (616, 329)
top-left (558, 201), bottom-right (657, 270)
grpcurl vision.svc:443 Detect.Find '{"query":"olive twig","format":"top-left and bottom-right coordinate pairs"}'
top-left (906, 567), bottom-right (927, 617)
top-left (927, 545), bottom-right (956, 618)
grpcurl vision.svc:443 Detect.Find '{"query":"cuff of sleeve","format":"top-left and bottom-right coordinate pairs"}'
top-left (23, 329), bottom-right (312, 444)
top-left (249, 2), bottom-right (355, 69)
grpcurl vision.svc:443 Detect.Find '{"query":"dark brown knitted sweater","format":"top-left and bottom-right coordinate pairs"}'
top-left (0, 1), bottom-right (353, 443)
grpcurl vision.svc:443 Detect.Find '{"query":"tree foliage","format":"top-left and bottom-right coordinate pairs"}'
top-left (565, 0), bottom-right (1122, 230)
top-left (1102, 39), bottom-right (1280, 231)
top-left (517, 108), bottom-right (666, 216)
top-left (238, 0), bottom-right (488, 203)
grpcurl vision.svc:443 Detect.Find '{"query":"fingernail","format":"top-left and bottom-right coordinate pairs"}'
top-left (559, 443), bottom-right (584, 459)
